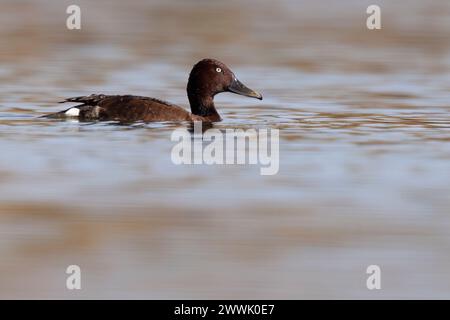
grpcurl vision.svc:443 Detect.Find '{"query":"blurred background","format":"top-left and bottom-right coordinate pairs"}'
top-left (0, 0), bottom-right (450, 298)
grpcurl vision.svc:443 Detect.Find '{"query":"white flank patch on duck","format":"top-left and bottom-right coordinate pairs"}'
top-left (65, 108), bottom-right (80, 116)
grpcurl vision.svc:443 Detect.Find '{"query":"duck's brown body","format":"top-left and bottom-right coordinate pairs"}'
top-left (57, 94), bottom-right (218, 122)
top-left (47, 59), bottom-right (261, 122)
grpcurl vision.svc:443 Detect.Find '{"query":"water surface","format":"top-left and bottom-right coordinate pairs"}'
top-left (1, 0), bottom-right (450, 298)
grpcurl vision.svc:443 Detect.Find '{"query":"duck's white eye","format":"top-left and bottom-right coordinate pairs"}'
top-left (216, 67), bottom-right (222, 73)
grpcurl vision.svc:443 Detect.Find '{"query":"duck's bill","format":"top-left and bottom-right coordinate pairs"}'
top-left (228, 77), bottom-right (263, 100)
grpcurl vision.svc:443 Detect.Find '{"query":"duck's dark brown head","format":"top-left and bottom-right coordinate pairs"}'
top-left (187, 59), bottom-right (262, 120)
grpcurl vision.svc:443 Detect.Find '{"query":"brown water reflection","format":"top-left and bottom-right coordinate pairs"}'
top-left (1, 0), bottom-right (450, 298)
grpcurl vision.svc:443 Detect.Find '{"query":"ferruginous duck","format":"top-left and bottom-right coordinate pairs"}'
top-left (47, 59), bottom-right (262, 122)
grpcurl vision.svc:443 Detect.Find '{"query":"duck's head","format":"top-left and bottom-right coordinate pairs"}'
top-left (187, 59), bottom-right (262, 118)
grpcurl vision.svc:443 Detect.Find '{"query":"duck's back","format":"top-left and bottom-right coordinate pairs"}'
top-left (53, 94), bottom-right (193, 122)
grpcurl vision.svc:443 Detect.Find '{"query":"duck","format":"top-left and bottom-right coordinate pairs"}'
top-left (46, 59), bottom-right (262, 122)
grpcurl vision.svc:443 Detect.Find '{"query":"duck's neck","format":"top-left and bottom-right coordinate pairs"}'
top-left (187, 92), bottom-right (221, 121)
